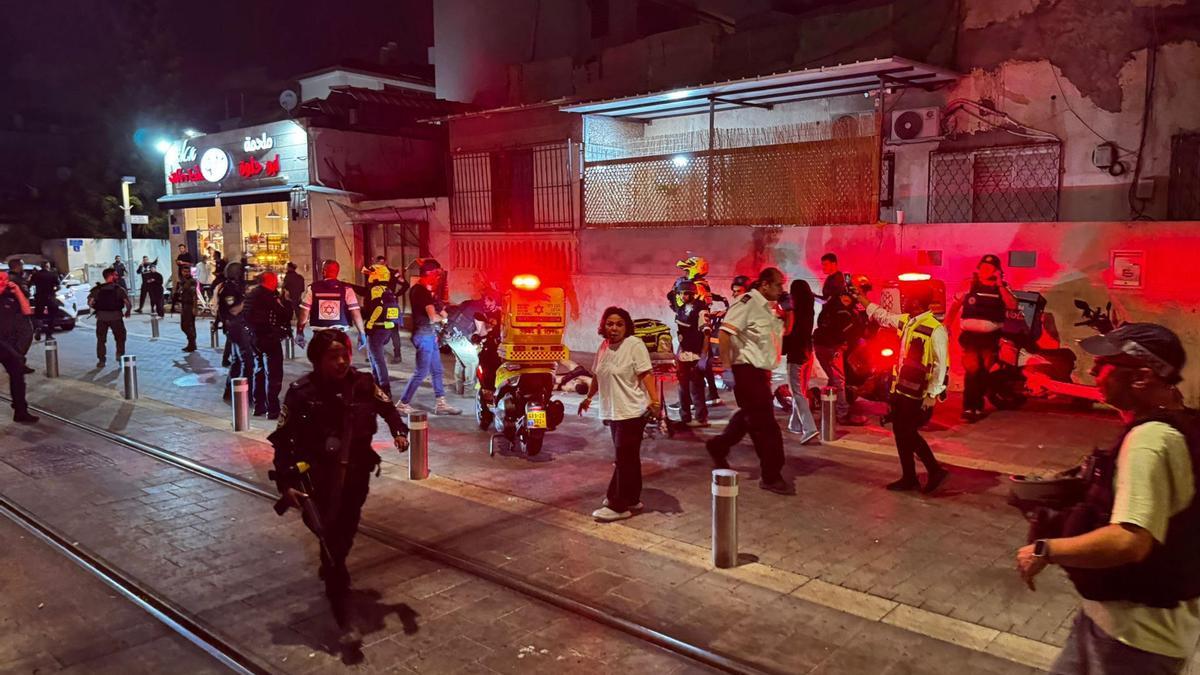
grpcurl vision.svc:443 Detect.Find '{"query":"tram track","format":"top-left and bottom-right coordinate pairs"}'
top-left (4, 397), bottom-right (769, 675)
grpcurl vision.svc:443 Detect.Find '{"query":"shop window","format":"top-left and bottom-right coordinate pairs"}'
top-left (240, 202), bottom-right (290, 275)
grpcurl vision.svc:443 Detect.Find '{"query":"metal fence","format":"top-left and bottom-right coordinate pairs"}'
top-left (927, 143), bottom-right (1061, 223)
top-left (1169, 133), bottom-right (1200, 220)
top-left (449, 141), bottom-right (574, 232)
top-left (584, 126), bottom-right (880, 227)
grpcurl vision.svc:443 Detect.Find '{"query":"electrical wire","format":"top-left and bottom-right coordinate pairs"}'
top-left (1048, 65), bottom-right (1137, 154)
top-left (943, 98), bottom-right (1060, 142)
top-left (1128, 41), bottom-right (1158, 220)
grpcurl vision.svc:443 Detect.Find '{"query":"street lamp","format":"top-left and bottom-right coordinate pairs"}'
top-left (121, 176), bottom-right (137, 294)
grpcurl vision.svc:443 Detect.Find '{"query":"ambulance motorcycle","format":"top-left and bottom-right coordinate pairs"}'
top-left (477, 274), bottom-right (568, 457)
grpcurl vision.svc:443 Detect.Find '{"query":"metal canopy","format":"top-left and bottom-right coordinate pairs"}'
top-left (560, 57), bottom-right (958, 121)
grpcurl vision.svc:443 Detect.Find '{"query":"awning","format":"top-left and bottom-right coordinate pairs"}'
top-left (216, 185), bottom-right (303, 206)
top-left (560, 57), bottom-right (959, 121)
top-left (157, 192), bottom-right (219, 209)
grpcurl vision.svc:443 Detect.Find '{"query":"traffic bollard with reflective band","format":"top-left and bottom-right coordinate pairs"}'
top-left (408, 411), bottom-right (429, 480)
top-left (283, 337), bottom-right (295, 360)
top-left (44, 338), bottom-right (59, 378)
top-left (210, 321), bottom-right (220, 349)
top-left (820, 386), bottom-right (838, 443)
top-left (150, 314), bottom-right (160, 339)
top-left (121, 355), bottom-right (138, 400)
top-left (712, 469), bottom-right (739, 568)
top-left (231, 377), bottom-right (250, 431)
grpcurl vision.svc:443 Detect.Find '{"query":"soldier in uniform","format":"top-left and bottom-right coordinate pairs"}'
top-left (170, 265), bottom-right (201, 352)
top-left (244, 272), bottom-right (292, 419)
top-left (87, 267), bottom-right (132, 368)
top-left (269, 329), bottom-right (408, 646)
top-left (0, 272), bottom-right (38, 423)
top-left (215, 263), bottom-right (252, 400)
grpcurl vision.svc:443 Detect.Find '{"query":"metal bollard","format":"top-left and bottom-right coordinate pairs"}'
top-left (712, 469), bottom-right (739, 568)
top-left (408, 411), bottom-right (429, 480)
top-left (210, 321), bottom-right (221, 349)
top-left (44, 338), bottom-right (59, 378)
top-left (820, 386), bottom-right (838, 443)
top-left (283, 336), bottom-right (295, 360)
top-left (121, 355), bottom-right (138, 400)
top-left (231, 378), bottom-right (250, 431)
top-left (150, 314), bottom-right (160, 339)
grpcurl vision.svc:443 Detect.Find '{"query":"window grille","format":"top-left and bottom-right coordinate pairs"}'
top-left (928, 143), bottom-right (1061, 223)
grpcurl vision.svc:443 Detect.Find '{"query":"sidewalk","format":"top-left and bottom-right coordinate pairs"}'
top-left (13, 318), bottom-right (1148, 671)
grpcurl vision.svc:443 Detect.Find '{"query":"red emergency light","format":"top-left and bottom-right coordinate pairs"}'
top-left (512, 274), bottom-right (541, 291)
top-left (898, 272), bottom-right (932, 282)
top-left (881, 348), bottom-right (895, 358)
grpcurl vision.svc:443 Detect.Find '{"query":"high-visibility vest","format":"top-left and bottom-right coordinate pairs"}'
top-left (891, 311), bottom-right (943, 400)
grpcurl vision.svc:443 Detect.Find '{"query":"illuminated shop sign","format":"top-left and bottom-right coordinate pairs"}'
top-left (238, 154), bottom-right (281, 179)
top-left (243, 132), bottom-right (274, 152)
top-left (165, 121), bottom-right (307, 193)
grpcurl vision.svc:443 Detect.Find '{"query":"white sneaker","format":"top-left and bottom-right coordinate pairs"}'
top-left (395, 401), bottom-right (414, 415)
top-left (592, 506), bottom-right (633, 522)
top-left (603, 499), bottom-right (644, 511)
top-left (434, 397), bottom-right (462, 416)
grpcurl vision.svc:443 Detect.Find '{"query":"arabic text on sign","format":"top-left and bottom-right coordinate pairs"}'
top-left (237, 154), bottom-right (281, 179)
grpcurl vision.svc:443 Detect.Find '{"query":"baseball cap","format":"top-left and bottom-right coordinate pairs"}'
top-left (1080, 323), bottom-right (1186, 383)
top-left (418, 258), bottom-right (443, 274)
top-left (978, 254), bottom-right (1002, 268)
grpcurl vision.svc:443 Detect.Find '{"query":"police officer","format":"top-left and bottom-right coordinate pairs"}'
top-left (244, 272), bottom-right (291, 419)
top-left (296, 260), bottom-right (366, 349)
top-left (361, 264), bottom-right (401, 400)
top-left (5, 259), bottom-right (34, 362)
top-left (946, 254), bottom-right (1018, 422)
top-left (87, 267), bottom-right (131, 368)
top-left (141, 264), bottom-right (165, 318)
top-left (171, 265), bottom-right (201, 352)
top-left (268, 329), bottom-right (408, 646)
top-left (30, 262), bottom-right (60, 341)
top-left (705, 267), bottom-right (790, 495)
top-left (134, 256), bottom-right (157, 313)
top-left (0, 272), bottom-right (37, 423)
top-left (852, 281), bottom-right (950, 493)
top-left (215, 263), bottom-right (252, 400)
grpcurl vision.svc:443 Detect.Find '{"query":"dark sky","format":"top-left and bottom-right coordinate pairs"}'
top-left (0, 0), bottom-right (433, 127)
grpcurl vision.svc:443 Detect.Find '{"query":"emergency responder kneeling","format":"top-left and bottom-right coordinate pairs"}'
top-left (268, 329), bottom-right (409, 649)
top-left (850, 281), bottom-right (950, 494)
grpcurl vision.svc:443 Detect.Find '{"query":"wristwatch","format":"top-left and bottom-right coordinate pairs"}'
top-left (1033, 539), bottom-right (1051, 560)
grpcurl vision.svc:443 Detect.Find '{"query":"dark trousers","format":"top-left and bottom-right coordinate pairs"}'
top-left (708, 364), bottom-right (785, 483)
top-left (304, 463), bottom-right (372, 626)
top-left (148, 290), bottom-right (164, 317)
top-left (0, 340), bottom-right (28, 414)
top-left (226, 317), bottom-right (254, 391)
top-left (253, 340), bottom-right (283, 416)
top-left (606, 416), bottom-right (647, 512)
top-left (137, 285), bottom-right (149, 311)
top-left (95, 313), bottom-right (126, 361)
top-left (180, 304), bottom-right (197, 348)
top-left (889, 393), bottom-right (940, 480)
top-left (959, 331), bottom-right (1000, 412)
top-left (676, 359), bottom-right (708, 422)
top-left (33, 297), bottom-right (54, 338)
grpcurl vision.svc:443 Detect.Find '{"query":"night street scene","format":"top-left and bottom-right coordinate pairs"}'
top-left (2, 1), bottom-right (1200, 674)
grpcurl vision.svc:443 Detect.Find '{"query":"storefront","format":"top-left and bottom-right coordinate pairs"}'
top-left (158, 120), bottom-right (322, 277)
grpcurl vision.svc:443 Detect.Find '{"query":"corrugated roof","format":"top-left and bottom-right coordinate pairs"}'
top-left (560, 57), bottom-right (959, 120)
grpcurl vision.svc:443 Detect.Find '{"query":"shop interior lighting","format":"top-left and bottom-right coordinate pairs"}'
top-left (266, 207), bottom-right (282, 219)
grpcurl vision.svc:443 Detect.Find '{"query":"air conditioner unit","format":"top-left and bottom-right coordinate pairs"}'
top-left (889, 107), bottom-right (941, 142)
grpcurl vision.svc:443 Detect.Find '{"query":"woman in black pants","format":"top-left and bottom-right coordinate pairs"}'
top-left (579, 306), bottom-right (659, 522)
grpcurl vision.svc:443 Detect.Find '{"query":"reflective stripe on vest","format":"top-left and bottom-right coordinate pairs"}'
top-left (891, 312), bottom-right (942, 399)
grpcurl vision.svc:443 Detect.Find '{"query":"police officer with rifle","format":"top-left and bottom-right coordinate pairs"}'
top-left (214, 263), bottom-right (251, 401)
top-left (244, 272), bottom-right (292, 419)
top-left (268, 330), bottom-right (408, 648)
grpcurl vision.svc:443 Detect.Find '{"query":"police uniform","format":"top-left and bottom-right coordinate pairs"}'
top-left (245, 285), bottom-right (292, 418)
top-left (362, 275), bottom-right (401, 399)
top-left (217, 278), bottom-right (253, 394)
top-left (268, 370), bottom-right (408, 629)
top-left (0, 279), bottom-right (35, 421)
top-left (172, 275), bottom-right (200, 351)
top-left (706, 288), bottom-right (786, 485)
top-left (88, 281), bottom-right (129, 365)
top-left (958, 277), bottom-right (1008, 415)
top-left (301, 279), bottom-right (360, 332)
top-left (864, 303), bottom-right (949, 490)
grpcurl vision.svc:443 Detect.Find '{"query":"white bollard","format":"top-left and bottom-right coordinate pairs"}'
top-left (408, 411), bottom-right (429, 480)
top-left (121, 355), bottom-right (138, 400)
top-left (712, 469), bottom-right (739, 568)
top-left (820, 386), bottom-right (838, 443)
top-left (44, 338), bottom-right (59, 378)
top-left (231, 378), bottom-right (250, 431)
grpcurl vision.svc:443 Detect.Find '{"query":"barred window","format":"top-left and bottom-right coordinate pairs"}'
top-left (928, 143), bottom-right (1061, 223)
top-left (449, 142), bottom-right (574, 232)
top-left (1169, 133), bottom-right (1200, 220)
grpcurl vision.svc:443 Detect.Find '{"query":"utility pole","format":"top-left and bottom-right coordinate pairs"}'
top-left (121, 176), bottom-right (137, 294)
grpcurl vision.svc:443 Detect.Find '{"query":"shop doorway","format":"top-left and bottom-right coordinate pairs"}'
top-left (361, 221), bottom-right (428, 318)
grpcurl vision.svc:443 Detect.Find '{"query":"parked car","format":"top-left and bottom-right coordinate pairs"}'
top-left (0, 260), bottom-right (86, 332)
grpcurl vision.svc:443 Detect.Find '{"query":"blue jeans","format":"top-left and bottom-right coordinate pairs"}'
top-left (1051, 611), bottom-right (1186, 675)
top-left (787, 359), bottom-right (817, 436)
top-left (366, 330), bottom-right (392, 399)
top-left (400, 329), bottom-right (445, 403)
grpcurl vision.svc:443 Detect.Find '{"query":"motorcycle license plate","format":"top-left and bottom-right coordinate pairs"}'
top-left (526, 411), bottom-right (547, 429)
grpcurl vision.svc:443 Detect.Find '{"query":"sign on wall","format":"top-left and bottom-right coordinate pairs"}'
top-left (1110, 250), bottom-right (1144, 289)
top-left (163, 120), bottom-right (308, 194)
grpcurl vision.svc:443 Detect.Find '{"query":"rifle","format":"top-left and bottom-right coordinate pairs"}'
top-left (269, 461), bottom-right (335, 562)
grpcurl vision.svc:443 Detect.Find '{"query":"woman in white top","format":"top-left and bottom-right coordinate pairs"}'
top-left (578, 306), bottom-right (659, 522)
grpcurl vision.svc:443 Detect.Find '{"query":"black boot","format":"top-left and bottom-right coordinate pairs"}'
top-left (13, 409), bottom-right (39, 424)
